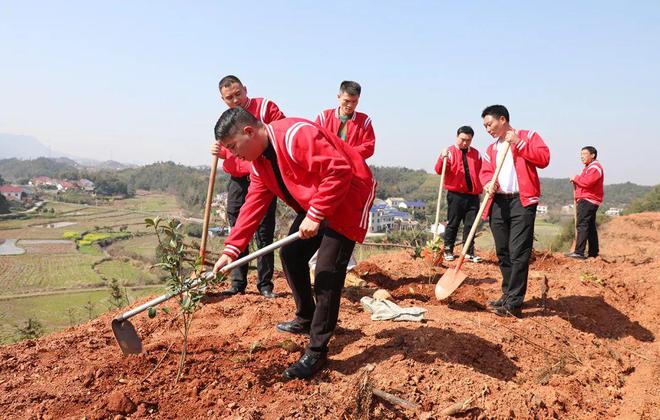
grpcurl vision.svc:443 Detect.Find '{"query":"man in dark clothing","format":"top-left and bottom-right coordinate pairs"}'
top-left (434, 126), bottom-right (483, 262)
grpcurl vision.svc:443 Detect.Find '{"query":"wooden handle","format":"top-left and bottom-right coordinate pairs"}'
top-left (199, 154), bottom-right (219, 269)
top-left (457, 142), bottom-right (511, 268)
top-left (433, 155), bottom-right (448, 240)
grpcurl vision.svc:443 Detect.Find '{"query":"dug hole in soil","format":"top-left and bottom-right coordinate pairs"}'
top-left (1, 213), bottom-right (658, 419)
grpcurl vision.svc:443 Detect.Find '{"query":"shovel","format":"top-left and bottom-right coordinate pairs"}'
top-left (432, 154), bottom-right (448, 241)
top-left (112, 231), bottom-right (301, 354)
top-left (435, 141), bottom-right (511, 300)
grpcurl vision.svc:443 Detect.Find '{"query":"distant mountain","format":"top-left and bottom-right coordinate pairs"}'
top-left (0, 157), bottom-right (79, 181)
top-left (0, 133), bottom-right (136, 171)
top-left (75, 158), bottom-right (137, 171)
top-left (0, 133), bottom-right (56, 160)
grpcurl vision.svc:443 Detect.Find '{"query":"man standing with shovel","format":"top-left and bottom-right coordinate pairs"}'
top-left (434, 126), bottom-right (484, 263)
top-left (211, 75), bottom-right (285, 298)
top-left (212, 108), bottom-right (376, 379)
top-left (480, 105), bottom-right (550, 318)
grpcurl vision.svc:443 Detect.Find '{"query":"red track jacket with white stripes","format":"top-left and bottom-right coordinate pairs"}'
top-left (574, 160), bottom-right (604, 205)
top-left (434, 145), bottom-right (483, 195)
top-left (217, 97), bottom-right (285, 177)
top-left (222, 118), bottom-right (377, 259)
top-left (314, 108), bottom-right (375, 160)
top-left (480, 130), bottom-right (550, 218)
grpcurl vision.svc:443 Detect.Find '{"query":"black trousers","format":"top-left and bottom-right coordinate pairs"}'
top-left (574, 199), bottom-right (599, 257)
top-left (489, 195), bottom-right (537, 308)
top-left (280, 212), bottom-right (355, 356)
top-left (226, 176), bottom-right (277, 292)
top-left (444, 191), bottom-right (480, 255)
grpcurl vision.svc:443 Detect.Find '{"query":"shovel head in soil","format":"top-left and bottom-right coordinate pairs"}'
top-left (435, 267), bottom-right (467, 300)
top-left (112, 318), bottom-right (143, 355)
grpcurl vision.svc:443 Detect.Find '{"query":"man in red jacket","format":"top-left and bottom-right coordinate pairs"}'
top-left (567, 146), bottom-right (603, 259)
top-left (480, 105), bottom-right (550, 318)
top-left (210, 75), bottom-right (285, 298)
top-left (212, 108), bottom-right (376, 379)
top-left (435, 126), bottom-right (483, 262)
top-left (315, 80), bottom-right (376, 160)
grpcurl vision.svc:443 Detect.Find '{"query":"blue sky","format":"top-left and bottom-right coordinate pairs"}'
top-left (1, 0), bottom-right (659, 184)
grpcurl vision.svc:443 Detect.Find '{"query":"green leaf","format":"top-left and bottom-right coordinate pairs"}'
top-left (162, 307), bottom-right (171, 315)
top-left (148, 307), bottom-right (157, 318)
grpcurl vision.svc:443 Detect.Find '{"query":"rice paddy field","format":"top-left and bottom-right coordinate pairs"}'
top-left (0, 193), bottom-right (196, 344)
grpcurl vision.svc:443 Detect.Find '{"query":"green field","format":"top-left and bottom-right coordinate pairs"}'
top-left (0, 193), bottom-right (193, 344)
top-left (0, 253), bottom-right (104, 294)
top-left (0, 287), bottom-right (162, 344)
top-left (95, 259), bottom-right (161, 285)
top-left (112, 193), bottom-right (181, 213)
top-left (472, 218), bottom-right (562, 253)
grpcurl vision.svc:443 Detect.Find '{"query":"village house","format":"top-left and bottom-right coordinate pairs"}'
top-left (30, 176), bottom-right (56, 187)
top-left (605, 207), bottom-right (624, 217)
top-left (0, 185), bottom-right (27, 202)
top-left (77, 179), bottom-right (95, 191)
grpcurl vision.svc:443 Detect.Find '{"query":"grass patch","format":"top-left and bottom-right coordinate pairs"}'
top-left (78, 243), bottom-right (103, 256)
top-left (0, 254), bottom-right (104, 295)
top-left (62, 231), bottom-right (81, 240)
top-left (95, 259), bottom-right (160, 285)
top-left (0, 287), bottom-right (162, 344)
top-left (82, 232), bottom-right (131, 242)
top-left (112, 193), bottom-right (181, 213)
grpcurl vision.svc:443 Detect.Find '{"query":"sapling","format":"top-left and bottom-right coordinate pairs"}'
top-left (145, 216), bottom-right (223, 382)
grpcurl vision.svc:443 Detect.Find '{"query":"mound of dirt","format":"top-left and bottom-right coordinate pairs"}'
top-left (1, 213), bottom-right (658, 418)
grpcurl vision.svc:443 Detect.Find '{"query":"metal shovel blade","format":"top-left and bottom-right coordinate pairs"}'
top-left (112, 318), bottom-right (143, 355)
top-left (434, 268), bottom-right (467, 300)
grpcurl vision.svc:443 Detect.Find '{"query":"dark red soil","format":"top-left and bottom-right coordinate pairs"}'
top-left (1, 213), bottom-right (658, 419)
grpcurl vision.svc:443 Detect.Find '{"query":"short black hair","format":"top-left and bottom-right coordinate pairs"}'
top-left (214, 107), bottom-right (258, 142)
top-left (457, 126), bottom-right (474, 137)
top-left (218, 75), bottom-right (243, 91)
top-left (481, 105), bottom-right (510, 122)
top-left (339, 80), bottom-right (361, 96)
top-left (582, 146), bottom-right (597, 159)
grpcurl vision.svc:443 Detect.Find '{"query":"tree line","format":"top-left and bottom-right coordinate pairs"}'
top-left (0, 158), bottom-right (654, 213)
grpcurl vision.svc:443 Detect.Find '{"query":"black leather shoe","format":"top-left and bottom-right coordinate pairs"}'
top-left (282, 353), bottom-right (327, 380)
top-left (493, 305), bottom-right (522, 318)
top-left (220, 285), bottom-right (245, 296)
top-left (260, 289), bottom-right (277, 299)
top-left (487, 295), bottom-right (506, 310)
top-left (565, 252), bottom-right (587, 260)
top-left (276, 320), bottom-right (311, 336)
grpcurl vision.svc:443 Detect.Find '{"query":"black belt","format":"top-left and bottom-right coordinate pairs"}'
top-left (494, 192), bottom-right (519, 199)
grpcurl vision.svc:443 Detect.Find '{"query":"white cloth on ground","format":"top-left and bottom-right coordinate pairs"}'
top-left (360, 296), bottom-right (426, 322)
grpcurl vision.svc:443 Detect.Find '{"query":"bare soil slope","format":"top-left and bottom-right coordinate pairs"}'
top-left (1, 213), bottom-right (658, 419)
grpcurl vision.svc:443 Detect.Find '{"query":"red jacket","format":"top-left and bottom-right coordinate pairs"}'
top-left (217, 97), bottom-right (285, 177)
top-left (480, 130), bottom-right (550, 218)
top-left (315, 108), bottom-right (375, 160)
top-left (434, 145), bottom-right (483, 195)
top-left (574, 160), bottom-right (604, 205)
top-left (222, 118), bottom-right (377, 259)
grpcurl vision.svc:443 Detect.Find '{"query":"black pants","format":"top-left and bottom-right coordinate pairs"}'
top-left (489, 195), bottom-right (537, 308)
top-left (574, 199), bottom-right (599, 257)
top-left (280, 212), bottom-right (355, 356)
top-left (226, 176), bottom-right (277, 292)
top-left (444, 191), bottom-right (480, 255)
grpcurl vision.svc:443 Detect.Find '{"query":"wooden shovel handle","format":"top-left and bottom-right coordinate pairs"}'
top-left (199, 154), bottom-right (219, 268)
top-left (456, 142), bottom-right (511, 270)
top-left (433, 155), bottom-right (448, 241)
